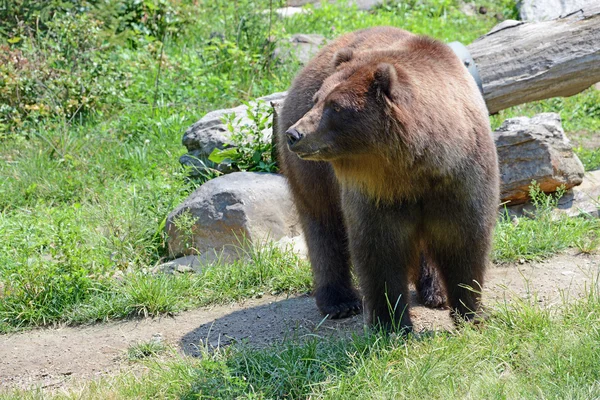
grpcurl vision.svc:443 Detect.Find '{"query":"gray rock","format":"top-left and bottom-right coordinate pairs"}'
top-left (153, 255), bottom-right (202, 274)
top-left (273, 34), bottom-right (327, 65)
top-left (518, 0), bottom-right (595, 22)
top-left (180, 92), bottom-right (287, 175)
top-left (166, 172), bottom-right (302, 259)
top-left (495, 113), bottom-right (585, 205)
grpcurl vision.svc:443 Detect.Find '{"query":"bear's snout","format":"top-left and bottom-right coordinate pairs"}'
top-left (285, 127), bottom-right (304, 146)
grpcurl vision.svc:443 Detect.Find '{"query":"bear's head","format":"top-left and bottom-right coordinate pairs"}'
top-left (285, 49), bottom-right (413, 161)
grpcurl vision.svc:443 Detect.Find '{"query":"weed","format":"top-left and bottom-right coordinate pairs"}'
top-left (169, 210), bottom-right (198, 256)
top-left (209, 100), bottom-right (278, 173)
top-left (127, 338), bottom-right (167, 361)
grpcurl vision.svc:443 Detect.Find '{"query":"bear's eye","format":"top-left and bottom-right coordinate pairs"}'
top-left (332, 104), bottom-right (341, 112)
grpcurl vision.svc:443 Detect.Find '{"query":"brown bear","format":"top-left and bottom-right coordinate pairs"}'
top-left (277, 26), bottom-right (499, 331)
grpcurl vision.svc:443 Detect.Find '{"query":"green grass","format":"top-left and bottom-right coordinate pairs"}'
top-left (493, 184), bottom-right (600, 263)
top-left (0, 242), bottom-right (311, 333)
top-left (0, 0), bottom-right (599, 334)
top-left (493, 212), bottom-right (600, 263)
top-left (490, 87), bottom-right (600, 133)
top-left (575, 146), bottom-right (600, 171)
top-left (3, 281), bottom-right (599, 399)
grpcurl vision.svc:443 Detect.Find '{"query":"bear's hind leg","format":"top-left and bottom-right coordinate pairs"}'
top-left (426, 225), bottom-right (488, 323)
top-left (416, 252), bottom-right (447, 309)
top-left (434, 246), bottom-right (486, 323)
top-left (303, 212), bottom-right (362, 319)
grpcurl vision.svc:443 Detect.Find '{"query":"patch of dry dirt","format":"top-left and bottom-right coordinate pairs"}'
top-left (1, 251), bottom-right (599, 391)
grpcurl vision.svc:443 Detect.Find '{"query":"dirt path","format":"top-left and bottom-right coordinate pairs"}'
top-left (1, 251), bottom-right (599, 391)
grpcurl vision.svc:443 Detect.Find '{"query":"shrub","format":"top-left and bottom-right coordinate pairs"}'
top-left (0, 13), bottom-right (126, 136)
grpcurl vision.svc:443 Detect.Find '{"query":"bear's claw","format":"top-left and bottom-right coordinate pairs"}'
top-left (321, 300), bottom-right (363, 319)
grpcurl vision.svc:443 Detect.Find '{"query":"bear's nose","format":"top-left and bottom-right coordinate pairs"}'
top-left (285, 128), bottom-right (304, 146)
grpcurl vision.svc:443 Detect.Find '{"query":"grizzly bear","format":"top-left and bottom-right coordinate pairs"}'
top-left (277, 27), bottom-right (499, 331)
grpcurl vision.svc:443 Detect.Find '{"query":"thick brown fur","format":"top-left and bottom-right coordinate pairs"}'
top-left (277, 27), bottom-right (499, 331)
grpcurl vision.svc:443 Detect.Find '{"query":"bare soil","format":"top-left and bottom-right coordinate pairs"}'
top-left (1, 251), bottom-right (599, 391)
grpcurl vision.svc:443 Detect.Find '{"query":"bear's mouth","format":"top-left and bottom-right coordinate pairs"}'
top-left (295, 150), bottom-right (323, 160)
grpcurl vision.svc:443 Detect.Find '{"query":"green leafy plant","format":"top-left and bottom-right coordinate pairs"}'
top-left (209, 101), bottom-right (278, 173)
top-left (528, 180), bottom-right (566, 214)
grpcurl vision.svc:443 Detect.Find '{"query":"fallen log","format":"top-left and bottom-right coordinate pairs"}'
top-left (468, 4), bottom-right (600, 114)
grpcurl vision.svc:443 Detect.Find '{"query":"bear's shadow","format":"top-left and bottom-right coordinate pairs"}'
top-left (179, 289), bottom-right (450, 357)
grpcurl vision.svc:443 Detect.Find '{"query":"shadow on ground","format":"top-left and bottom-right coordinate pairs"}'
top-left (178, 289), bottom-right (455, 357)
top-left (179, 294), bottom-right (366, 356)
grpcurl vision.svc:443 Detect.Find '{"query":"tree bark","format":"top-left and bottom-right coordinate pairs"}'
top-left (468, 4), bottom-right (600, 114)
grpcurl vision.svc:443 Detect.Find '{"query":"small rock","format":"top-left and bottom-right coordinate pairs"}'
top-left (151, 333), bottom-right (163, 344)
top-left (286, 0), bottom-right (385, 9)
top-left (153, 255), bottom-right (202, 274)
top-left (275, 235), bottom-right (308, 259)
top-left (556, 170), bottom-right (600, 217)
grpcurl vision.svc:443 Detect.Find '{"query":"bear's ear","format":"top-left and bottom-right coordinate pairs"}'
top-left (373, 63), bottom-right (400, 101)
top-left (332, 48), bottom-right (353, 68)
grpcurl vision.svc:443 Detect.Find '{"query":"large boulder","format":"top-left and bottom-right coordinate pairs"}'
top-left (518, 0), bottom-right (596, 22)
top-left (166, 172), bottom-right (302, 262)
top-left (495, 113), bottom-right (584, 205)
top-left (180, 92), bottom-right (287, 176)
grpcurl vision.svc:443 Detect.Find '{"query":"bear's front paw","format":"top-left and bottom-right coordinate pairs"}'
top-left (315, 286), bottom-right (362, 319)
top-left (320, 300), bottom-right (362, 319)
